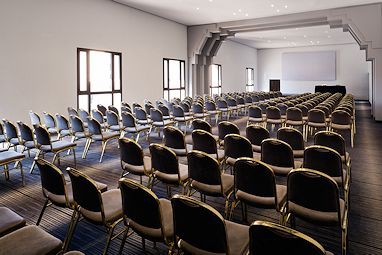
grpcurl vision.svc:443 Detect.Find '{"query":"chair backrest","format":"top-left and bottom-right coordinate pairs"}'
top-left (248, 106), bottom-right (262, 119)
top-left (188, 151), bottom-right (222, 187)
top-left (163, 126), bottom-right (185, 150)
top-left (308, 109), bottom-right (326, 123)
top-left (36, 159), bottom-right (68, 205)
top-left (29, 111), bottom-right (41, 126)
top-left (192, 103), bottom-right (204, 114)
top-left (150, 108), bottom-right (164, 122)
top-left (70, 115), bottom-right (85, 133)
top-left (67, 107), bottom-right (78, 117)
top-left (180, 102), bottom-right (190, 113)
top-left (67, 168), bottom-right (103, 214)
top-left (3, 119), bottom-right (18, 140)
top-left (55, 114), bottom-right (70, 132)
top-left (134, 107), bottom-right (148, 121)
top-left (261, 138), bottom-right (294, 167)
top-left (34, 125), bottom-right (51, 146)
top-left (246, 125), bottom-right (270, 146)
top-left (97, 104), bottom-right (107, 116)
top-left (106, 110), bottom-right (119, 126)
top-left (17, 121), bottom-right (34, 142)
top-left (119, 138), bottom-right (144, 166)
top-left (286, 107), bottom-right (303, 121)
top-left (108, 105), bottom-right (119, 116)
top-left (173, 105), bottom-right (185, 118)
top-left (91, 109), bottom-right (104, 124)
top-left (234, 158), bottom-right (276, 200)
top-left (205, 101), bottom-right (217, 111)
top-left (158, 104), bottom-right (171, 117)
top-left (171, 195), bottom-right (228, 254)
top-left (237, 97), bottom-right (245, 105)
top-left (121, 112), bottom-right (136, 128)
top-left (314, 131), bottom-right (346, 158)
top-left (287, 169), bottom-right (340, 222)
top-left (303, 145), bottom-right (343, 179)
top-left (192, 129), bottom-right (218, 155)
top-left (276, 103), bottom-right (288, 115)
top-left (119, 178), bottom-right (162, 231)
top-left (78, 109), bottom-right (90, 123)
top-left (249, 221), bottom-right (326, 255)
top-left (266, 106), bottom-right (281, 119)
top-left (145, 103), bottom-right (154, 116)
top-left (132, 102), bottom-right (143, 109)
top-left (192, 119), bottom-right (212, 133)
top-left (121, 106), bottom-right (132, 114)
top-left (331, 110), bottom-right (351, 125)
top-left (218, 121), bottom-right (240, 141)
top-left (277, 127), bottom-right (304, 151)
top-left (227, 98), bottom-right (237, 107)
top-left (87, 117), bottom-right (102, 135)
top-left (251, 95), bottom-right (260, 102)
top-left (245, 96), bottom-right (252, 104)
top-left (43, 112), bottom-right (56, 129)
top-left (149, 144), bottom-right (179, 175)
top-left (224, 134), bottom-right (253, 159)
top-left (217, 99), bottom-right (228, 109)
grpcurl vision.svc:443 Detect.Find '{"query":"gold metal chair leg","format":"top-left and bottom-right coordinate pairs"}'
top-left (63, 210), bottom-right (80, 252)
top-left (4, 164), bottom-right (9, 180)
top-left (36, 199), bottom-right (49, 225)
top-left (19, 161), bottom-right (25, 186)
top-left (99, 140), bottom-right (109, 163)
top-left (30, 150), bottom-right (40, 174)
top-left (72, 148), bottom-right (77, 167)
top-left (103, 224), bottom-right (117, 255)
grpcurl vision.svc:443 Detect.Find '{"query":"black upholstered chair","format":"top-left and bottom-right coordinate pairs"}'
top-left (330, 110), bottom-right (354, 147)
top-left (246, 124), bottom-right (270, 155)
top-left (205, 100), bottom-right (221, 125)
top-left (217, 99), bottom-right (231, 120)
top-left (121, 111), bottom-right (150, 142)
top-left (223, 134), bottom-right (253, 172)
top-left (67, 107), bottom-right (79, 117)
top-left (106, 110), bottom-right (123, 134)
top-left (192, 129), bottom-right (224, 162)
top-left (78, 108), bottom-right (90, 128)
top-left (97, 104), bottom-right (107, 116)
top-left (171, 195), bottom-right (249, 255)
top-left (192, 119), bottom-right (213, 134)
top-left (158, 104), bottom-right (172, 120)
top-left (149, 108), bottom-right (175, 138)
top-left (307, 109), bottom-right (327, 140)
top-left (118, 178), bottom-right (174, 253)
top-left (286, 107), bottom-right (305, 140)
top-left (69, 115), bottom-right (91, 159)
top-left (17, 121), bottom-right (36, 157)
top-left (163, 126), bottom-right (192, 157)
top-left (2, 119), bottom-right (20, 150)
top-left (91, 109), bottom-right (107, 130)
top-left (277, 127), bottom-right (305, 160)
top-left (247, 106), bottom-right (265, 127)
top-left (0, 149), bottom-right (25, 185)
top-left (173, 105), bottom-right (193, 132)
top-left (43, 112), bottom-right (58, 135)
top-left (29, 110), bottom-right (41, 126)
top-left (134, 107), bottom-right (151, 126)
top-left (218, 121), bottom-right (240, 146)
top-left (55, 114), bottom-right (71, 140)
top-left (266, 106), bottom-right (285, 130)
top-left (145, 103), bottom-right (155, 118)
top-left (192, 103), bottom-right (209, 119)
top-left (0, 207), bottom-right (25, 237)
top-left (108, 105), bottom-right (119, 116)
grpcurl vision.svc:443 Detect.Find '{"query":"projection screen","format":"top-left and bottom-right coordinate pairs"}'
top-left (282, 51), bottom-right (336, 81)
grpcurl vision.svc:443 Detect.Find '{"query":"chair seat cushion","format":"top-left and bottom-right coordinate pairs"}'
top-left (122, 156), bottom-right (152, 175)
top-left (47, 127), bottom-right (58, 134)
top-left (191, 173), bottom-right (233, 197)
top-left (124, 125), bottom-right (150, 133)
top-left (193, 113), bottom-right (209, 118)
top-left (0, 151), bottom-right (25, 165)
top-left (331, 123), bottom-right (351, 130)
top-left (0, 225), bottom-right (62, 255)
top-left (169, 144), bottom-right (193, 156)
top-left (93, 132), bottom-right (119, 141)
top-left (154, 163), bottom-right (188, 184)
top-left (74, 131), bottom-right (90, 139)
top-left (137, 119), bottom-right (152, 125)
top-left (109, 125), bottom-right (122, 131)
top-left (236, 184), bottom-right (286, 210)
top-left (60, 130), bottom-right (72, 137)
top-left (308, 122), bottom-right (326, 128)
top-left (207, 110), bottom-right (221, 115)
top-left (0, 207), bottom-right (26, 237)
top-left (225, 220), bottom-right (249, 255)
top-left (152, 120), bottom-right (175, 126)
top-left (226, 157), bottom-right (236, 166)
top-left (41, 140), bottom-right (76, 152)
top-left (267, 119), bottom-right (284, 124)
top-left (174, 116), bottom-right (193, 122)
top-left (248, 117), bottom-right (263, 122)
top-left (252, 144), bottom-right (261, 153)
top-left (267, 161), bottom-right (302, 176)
top-left (9, 138), bottom-right (20, 145)
top-left (286, 120), bottom-right (304, 126)
top-left (293, 150), bottom-right (304, 158)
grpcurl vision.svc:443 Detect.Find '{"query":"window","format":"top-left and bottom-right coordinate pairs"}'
top-left (210, 64), bottom-right (222, 96)
top-left (77, 48), bottom-right (122, 113)
top-left (246, 67), bottom-right (255, 92)
top-left (163, 58), bottom-right (186, 101)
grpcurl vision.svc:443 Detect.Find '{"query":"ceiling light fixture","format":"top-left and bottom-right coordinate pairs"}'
top-left (245, 13), bottom-right (249, 17)
top-left (284, 5), bottom-right (288, 8)
top-left (270, 4), bottom-right (275, 8)
top-left (196, 7), bottom-right (200, 10)
top-left (276, 9), bottom-right (280, 12)
top-left (238, 9), bottom-right (242, 12)
top-left (303, 35), bottom-right (307, 38)
top-left (233, 12), bottom-right (236, 15)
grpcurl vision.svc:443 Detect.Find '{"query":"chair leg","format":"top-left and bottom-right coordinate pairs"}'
top-left (19, 161), bottom-right (25, 186)
top-left (118, 225), bottom-right (129, 255)
top-left (82, 138), bottom-right (91, 159)
top-left (36, 199), bottom-right (49, 225)
top-left (72, 148), bottom-right (76, 167)
top-left (4, 164), bottom-right (9, 180)
top-left (63, 210), bottom-right (80, 252)
top-left (52, 153), bottom-right (58, 165)
top-left (350, 126), bottom-right (354, 148)
top-left (30, 150), bottom-right (40, 174)
top-left (103, 224), bottom-right (117, 255)
top-left (142, 237), bottom-right (146, 251)
top-left (100, 140), bottom-right (109, 163)
top-left (135, 132), bottom-right (140, 142)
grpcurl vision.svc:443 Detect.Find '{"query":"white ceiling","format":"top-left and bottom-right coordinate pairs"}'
top-left (231, 25), bottom-right (356, 49)
top-left (114, 0), bottom-right (381, 26)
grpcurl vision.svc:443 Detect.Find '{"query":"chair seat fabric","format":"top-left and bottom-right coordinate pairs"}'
top-left (331, 123), bottom-right (351, 130)
top-left (124, 125), bottom-right (150, 133)
top-left (0, 207), bottom-right (26, 237)
top-left (286, 120), bottom-right (304, 126)
top-left (9, 138), bottom-right (20, 145)
top-left (293, 150), bottom-right (304, 159)
top-left (236, 184), bottom-right (286, 210)
top-left (193, 113), bottom-right (209, 118)
top-left (80, 189), bottom-right (122, 223)
top-left (48, 127), bottom-right (58, 134)
top-left (152, 120), bottom-right (175, 127)
top-left (59, 130), bottom-right (72, 137)
top-left (174, 116), bottom-right (193, 122)
top-left (137, 119), bottom-right (152, 125)
top-left (267, 119), bottom-right (284, 124)
top-left (252, 145), bottom-right (261, 153)
top-left (92, 132), bottom-right (119, 141)
top-left (207, 110), bottom-right (221, 115)
top-left (40, 140), bottom-right (76, 152)
top-left (0, 225), bottom-right (62, 255)
top-left (191, 174), bottom-right (233, 197)
top-left (122, 156), bottom-right (152, 175)
top-left (248, 117), bottom-right (264, 122)
top-left (169, 144), bottom-right (193, 156)
top-left (208, 149), bottom-right (225, 161)
top-left (0, 151), bottom-right (25, 165)
top-left (308, 122), bottom-right (326, 128)
top-left (109, 125), bottom-right (122, 131)
top-left (154, 163), bottom-right (188, 184)
top-left (267, 161), bottom-right (302, 176)
top-left (74, 131), bottom-right (90, 139)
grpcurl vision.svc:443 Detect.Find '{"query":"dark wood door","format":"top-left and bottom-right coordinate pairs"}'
top-left (270, 79), bottom-right (280, 91)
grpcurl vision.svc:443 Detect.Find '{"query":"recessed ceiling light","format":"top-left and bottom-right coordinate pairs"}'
top-left (245, 13), bottom-right (249, 17)
top-left (238, 9), bottom-right (242, 12)
top-left (276, 9), bottom-right (280, 12)
top-left (233, 12), bottom-right (236, 15)
top-left (270, 4), bottom-right (275, 8)
top-left (303, 35), bottom-right (307, 38)
top-left (284, 5), bottom-right (288, 8)
top-left (196, 7), bottom-right (200, 10)
top-left (209, 0), bottom-right (213, 2)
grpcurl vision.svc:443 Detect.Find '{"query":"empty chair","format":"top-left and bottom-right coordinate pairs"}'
top-left (276, 103), bottom-right (288, 119)
top-left (205, 100), bottom-right (221, 125)
top-left (65, 168), bottom-right (123, 255)
top-left (192, 119), bottom-right (213, 133)
top-left (2, 119), bottom-right (20, 150)
top-left (0, 207), bottom-right (25, 237)
top-left (121, 111), bottom-right (150, 142)
top-left (192, 103), bottom-right (209, 119)
top-left (258, 103), bottom-right (269, 119)
top-left (118, 178), bottom-right (174, 253)
top-left (132, 102), bottom-right (143, 110)
top-left (286, 107), bottom-right (305, 140)
top-left (43, 112), bottom-right (58, 135)
top-left (145, 103), bottom-right (154, 117)
top-left (121, 106), bottom-right (132, 114)
top-left (330, 110), bottom-right (354, 148)
top-left (218, 121), bottom-right (240, 146)
top-left (119, 138), bottom-right (152, 183)
top-left (67, 107), bottom-right (79, 117)
top-left (106, 110), bottom-right (123, 134)
top-left (180, 102), bottom-right (192, 116)
top-left (173, 105), bottom-right (193, 132)
top-left (307, 109), bottom-right (327, 140)
top-left (149, 143), bottom-right (189, 196)
top-left (17, 121), bottom-right (36, 157)
top-left (236, 96), bottom-right (246, 114)
top-left (0, 124), bottom-right (5, 146)
top-left (192, 129), bottom-right (224, 162)
top-left (284, 169), bottom-right (348, 255)
top-left (78, 108), bottom-right (90, 128)
top-left (33, 125), bottom-right (77, 172)
top-left (277, 127), bottom-right (305, 160)
top-left (265, 106), bottom-right (285, 130)
top-left (217, 99), bottom-right (231, 120)
top-left (248, 221), bottom-right (331, 255)
top-left (227, 98), bottom-right (239, 117)
top-left (84, 117), bottom-right (119, 162)
top-left (0, 149), bottom-right (25, 185)
top-left (261, 138), bottom-right (302, 176)
top-left (246, 125), bottom-right (270, 155)
top-left (171, 195), bottom-right (249, 255)
top-left (108, 105), bottom-right (119, 116)
top-left (149, 108), bottom-right (175, 138)
top-left (69, 115), bottom-right (91, 159)
top-left (97, 104), bottom-right (107, 116)
top-left (247, 106), bottom-right (265, 127)
top-left (55, 114), bottom-right (71, 140)
top-left (163, 126), bottom-right (192, 157)
top-left (231, 159), bottom-right (286, 222)
top-left (29, 111), bottom-right (41, 126)
top-left (134, 107), bottom-right (152, 126)
top-left (91, 109), bottom-right (107, 130)
top-left (158, 104), bottom-right (172, 120)
top-left (224, 134), bottom-right (253, 171)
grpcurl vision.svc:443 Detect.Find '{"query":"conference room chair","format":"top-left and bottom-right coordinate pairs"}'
top-left (43, 112), bottom-right (58, 135)
top-left (251, 95), bottom-right (260, 103)
top-left (17, 121), bottom-right (36, 157)
top-left (227, 97), bottom-right (240, 117)
top-left (149, 143), bottom-right (189, 196)
top-left (277, 127), bottom-right (305, 160)
top-left (55, 114), bottom-right (71, 140)
top-left (283, 169), bottom-right (348, 255)
top-left (65, 168), bottom-right (123, 255)
top-left (244, 95), bottom-right (253, 108)
top-left (276, 103), bottom-right (288, 120)
top-left (205, 100), bottom-right (221, 125)
top-left (91, 109), bottom-right (107, 130)
top-left (180, 101), bottom-right (192, 116)
top-left (187, 151), bottom-right (234, 218)
top-left (118, 178), bottom-right (174, 253)
top-left (192, 119), bottom-right (212, 133)
top-left (108, 105), bottom-right (119, 116)
top-left (85, 117), bottom-right (119, 162)
top-left (265, 106), bottom-right (285, 131)
top-left (158, 104), bottom-right (173, 120)
top-left (261, 138), bottom-right (302, 176)
top-left (248, 221), bottom-right (332, 255)
top-left (247, 105), bottom-right (265, 127)
top-left (192, 102), bottom-right (209, 120)
top-left (121, 111), bottom-right (150, 142)
top-left (246, 124), bottom-right (270, 156)
top-left (0, 149), bottom-right (25, 185)
top-left (330, 110), bottom-right (354, 148)
top-left (144, 103), bottom-right (154, 118)
top-left (267, 100), bottom-right (277, 107)
top-left (316, 105), bottom-right (331, 123)
top-left (224, 134), bottom-right (253, 173)
top-left (0, 124), bottom-right (5, 147)
top-left (307, 109), bottom-right (327, 141)
top-left (119, 137), bottom-right (152, 184)
top-left (218, 121), bottom-right (240, 146)
top-left (231, 158), bottom-right (286, 223)
top-left (69, 115), bottom-right (91, 159)
top-left (2, 119), bottom-right (20, 150)
top-left (29, 110), bottom-right (42, 126)
top-left (163, 126), bottom-right (192, 157)
top-left (134, 107), bottom-right (152, 126)
top-left (67, 107), bottom-right (79, 117)
top-left (97, 104), bottom-right (107, 116)
top-left (149, 108), bottom-right (175, 138)
top-left (236, 96), bottom-right (247, 114)
top-left (173, 105), bottom-right (193, 133)
top-left (285, 107), bottom-right (306, 140)
top-left (121, 105), bottom-right (132, 114)
top-left (170, 195), bottom-right (249, 255)
top-left (0, 207), bottom-right (25, 238)
top-left (132, 102), bottom-right (143, 110)
top-left (33, 125), bottom-right (77, 172)
top-left (78, 108), bottom-right (90, 128)
top-left (192, 129), bottom-right (225, 162)
top-left (106, 110), bottom-right (123, 135)
top-left (217, 99), bottom-right (232, 120)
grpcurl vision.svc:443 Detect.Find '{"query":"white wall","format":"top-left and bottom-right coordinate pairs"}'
top-left (257, 43), bottom-right (370, 100)
top-left (0, 0), bottom-right (187, 123)
top-left (213, 40), bottom-right (257, 93)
